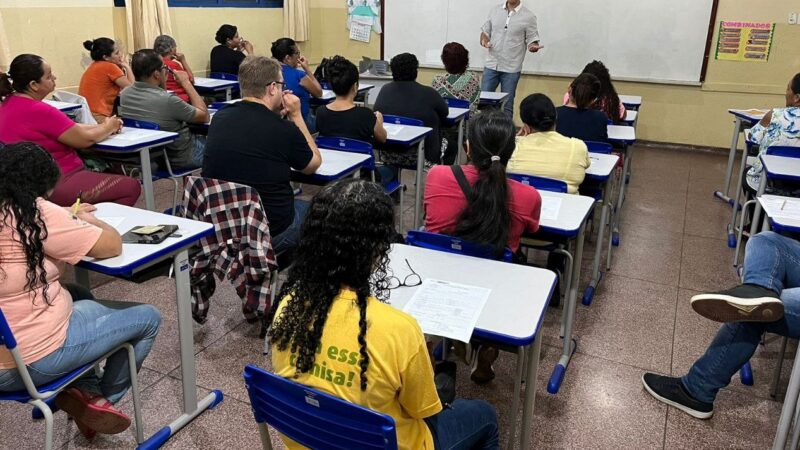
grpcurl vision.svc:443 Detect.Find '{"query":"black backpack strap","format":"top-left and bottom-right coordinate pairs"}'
top-left (450, 165), bottom-right (472, 200)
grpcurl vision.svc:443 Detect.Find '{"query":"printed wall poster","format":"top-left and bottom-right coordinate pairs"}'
top-left (715, 21), bottom-right (775, 62)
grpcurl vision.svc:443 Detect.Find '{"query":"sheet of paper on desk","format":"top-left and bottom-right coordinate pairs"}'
top-left (541, 196), bottom-right (562, 221)
top-left (115, 128), bottom-right (155, 141)
top-left (742, 109), bottom-right (768, 117)
top-left (761, 196), bottom-right (800, 221)
top-left (385, 124), bottom-right (405, 137)
top-left (97, 217), bottom-right (125, 229)
top-left (403, 279), bottom-right (490, 343)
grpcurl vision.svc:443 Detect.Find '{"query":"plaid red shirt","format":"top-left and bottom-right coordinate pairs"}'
top-left (184, 176), bottom-right (278, 324)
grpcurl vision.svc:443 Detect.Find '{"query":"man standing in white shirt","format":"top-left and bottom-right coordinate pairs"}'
top-left (480, 0), bottom-right (542, 118)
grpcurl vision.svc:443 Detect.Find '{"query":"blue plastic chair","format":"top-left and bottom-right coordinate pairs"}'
top-left (209, 72), bottom-right (238, 81)
top-left (0, 307), bottom-right (144, 449)
top-left (242, 364), bottom-right (398, 450)
top-left (765, 145), bottom-right (800, 157)
top-left (121, 118), bottom-right (201, 215)
top-left (585, 141), bottom-right (613, 154)
top-left (445, 97), bottom-right (470, 109)
top-left (315, 136), bottom-right (405, 226)
top-left (507, 173), bottom-right (568, 193)
top-left (382, 115), bottom-right (423, 126)
top-left (406, 230), bottom-right (513, 262)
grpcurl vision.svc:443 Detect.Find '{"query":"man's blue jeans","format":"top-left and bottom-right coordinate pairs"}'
top-left (0, 298), bottom-right (161, 404)
top-left (424, 399), bottom-right (500, 449)
top-left (481, 68), bottom-right (522, 118)
top-left (271, 199), bottom-right (310, 254)
top-left (682, 231), bottom-right (800, 403)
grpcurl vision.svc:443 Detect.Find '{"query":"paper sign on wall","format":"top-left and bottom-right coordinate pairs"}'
top-left (715, 21), bottom-right (775, 62)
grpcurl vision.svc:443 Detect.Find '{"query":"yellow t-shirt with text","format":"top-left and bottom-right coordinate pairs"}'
top-left (271, 289), bottom-right (442, 450)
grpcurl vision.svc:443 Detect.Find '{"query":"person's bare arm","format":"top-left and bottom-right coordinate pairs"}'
top-left (173, 71), bottom-right (209, 124)
top-left (114, 61), bottom-right (135, 89)
top-left (282, 92), bottom-right (322, 174)
top-left (77, 211), bottom-right (123, 259)
top-left (759, 110), bottom-right (773, 127)
top-left (373, 111), bottom-right (388, 143)
top-left (174, 52), bottom-right (195, 82)
top-left (298, 56), bottom-right (324, 98)
top-left (59, 117), bottom-right (123, 149)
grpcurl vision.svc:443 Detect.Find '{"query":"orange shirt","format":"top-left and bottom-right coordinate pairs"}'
top-left (0, 199), bottom-right (102, 369)
top-left (78, 61), bottom-right (125, 117)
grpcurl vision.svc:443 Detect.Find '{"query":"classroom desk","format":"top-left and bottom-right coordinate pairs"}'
top-left (386, 243), bottom-right (555, 450)
top-left (619, 94), bottom-right (642, 111)
top-left (583, 152), bottom-right (620, 305)
top-left (479, 91), bottom-right (510, 110)
top-left (383, 123), bottom-right (433, 229)
top-left (358, 72), bottom-right (392, 107)
top-left (715, 109), bottom-right (767, 207)
top-left (91, 128), bottom-right (179, 211)
top-left (622, 110), bottom-right (637, 126)
top-left (291, 148), bottom-right (371, 184)
top-left (606, 125), bottom-right (637, 252)
top-left (75, 203), bottom-right (219, 449)
top-left (310, 84), bottom-right (375, 106)
top-left (748, 155), bottom-right (800, 239)
top-left (44, 99), bottom-right (81, 113)
top-left (193, 77), bottom-right (239, 101)
top-left (447, 107), bottom-right (470, 164)
top-left (523, 191), bottom-right (595, 394)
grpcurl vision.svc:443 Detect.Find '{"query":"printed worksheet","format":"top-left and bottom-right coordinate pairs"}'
top-left (760, 195), bottom-right (800, 221)
top-left (540, 196), bottom-right (562, 221)
top-left (403, 279), bottom-right (490, 342)
top-left (384, 124), bottom-right (405, 137)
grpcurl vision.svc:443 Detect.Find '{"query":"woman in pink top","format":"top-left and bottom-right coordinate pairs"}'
top-left (424, 111), bottom-right (541, 384)
top-left (0, 143), bottom-right (161, 440)
top-left (0, 54), bottom-right (141, 207)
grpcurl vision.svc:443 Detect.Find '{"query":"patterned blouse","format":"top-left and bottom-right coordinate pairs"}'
top-left (746, 107), bottom-right (800, 190)
top-left (432, 72), bottom-right (481, 112)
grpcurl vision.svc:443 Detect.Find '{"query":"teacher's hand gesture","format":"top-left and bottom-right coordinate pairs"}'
top-left (480, 34), bottom-right (492, 49)
top-left (528, 43), bottom-right (544, 53)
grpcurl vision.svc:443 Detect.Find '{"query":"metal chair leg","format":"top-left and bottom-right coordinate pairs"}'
top-left (30, 399), bottom-right (53, 450)
top-left (772, 336), bottom-right (790, 398)
top-left (124, 343), bottom-right (145, 443)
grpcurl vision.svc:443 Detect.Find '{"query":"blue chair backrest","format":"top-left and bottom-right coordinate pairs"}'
top-left (243, 364), bottom-right (398, 450)
top-left (122, 118), bottom-right (160, 130)
top-left (765, 145), bottom-right (800, 158)
top-left (0, 308), bottom-right (17, 349)
top-left (316, 136), bottom-right (375, 170)
top-left (445, 98), bottom-right (470, 109)
top-left (320, 81), bottom-right (332, 90)
top-left (507, 173), bottom-right (568, 193)
top-left (585, 141), bottom-right (612, 154)
top-left (209, 72), bottom-right (238, 81)
top-left (406, 230), bottom-right (513, 262)
top-left (383, 115), bottom-right (423, 126)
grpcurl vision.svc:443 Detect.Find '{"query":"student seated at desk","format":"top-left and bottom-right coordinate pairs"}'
top-left (556, 73), bottom-right (608, 142)
top-left (120, 49), bottom-right (209, 169)
top-left (271, 38), bottom-right (323, 134)
top-left (431, 42), bottom-right (481, 112)
top-left (203, 56), bottom-right (321, 254)
top-left (315, 56), bottom-right (387, 145)
top-left (154, 35), bottom-right (194, 103)
top-left (0, 143), bottom-right (161, 439)
top-left (210, 24), bottom-right (253, 76)
top-left (374, 52), bottom-right (449, 169)
top-left (509, 94), bottom-right (591, 195)
top-left (78, 38), bottom-right (134, 124)
top-left (267, 179), bottom-right (500, 450)
top-left (424, 112), bottom-right (541, 383)
top-left (743, 72), bottom-right (800, 197)
top-left (0, 54), bottom-right (141, 207)
top-left (643, 231), bottom-right (796, 420)
top-left (564, 60), bottom-right (625, 124)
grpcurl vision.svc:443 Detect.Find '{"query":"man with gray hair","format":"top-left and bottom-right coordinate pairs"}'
top-left (154, 34), bottom-right (195, 103)
top-left (203, 55), bottom-right (321, 253)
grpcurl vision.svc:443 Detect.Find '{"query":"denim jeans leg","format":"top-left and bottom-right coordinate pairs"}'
top-left (424, 399), bottom-right (500, 450)
top-left (498, 71), bottom-right (521, 118)
top-left (681, 287), bottom-right (800, 403)
top-left (0, 300), bottom-right (160, 404)
top-left (481, 68), bottom-right (501, 93)
top-left (743, 231), bottom-right (800, 294)
top-left (192, 135), bottom-right (207, 168)
top-left (271, 199), bottom-right (310, 254)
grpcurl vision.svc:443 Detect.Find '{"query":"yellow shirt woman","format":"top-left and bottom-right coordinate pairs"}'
top-left (508, 131), bottom-right (591, 194)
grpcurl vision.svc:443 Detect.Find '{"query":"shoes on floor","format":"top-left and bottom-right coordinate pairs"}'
top-left (470, 345), bottom-right (499, 384)
top-left (55, 388), bottom-right (131, 435)
top-left (641, 373), bottom-right (713, 419)
top-left (691, 284), bottom-right (783, 323)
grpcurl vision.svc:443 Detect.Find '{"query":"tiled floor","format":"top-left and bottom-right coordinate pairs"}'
top-left (0, 145), bottom-right (791, 449)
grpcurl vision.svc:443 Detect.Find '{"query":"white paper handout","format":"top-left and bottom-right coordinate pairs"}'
top-left (403, 279), bottom-right (490, 343)
top-left (760, 195), bottom-right (800, 221)
top-left (113, 128), bottom-right (156, 142)
top-left (97, 217), bottom-right (125, 229)
top-left (540, 196), bottom-right (562, 221)
top-left (384, 124), bottom-right (405, 137)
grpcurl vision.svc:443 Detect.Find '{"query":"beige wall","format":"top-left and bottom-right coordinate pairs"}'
top-left (2, 0), bottom-right (797, 148)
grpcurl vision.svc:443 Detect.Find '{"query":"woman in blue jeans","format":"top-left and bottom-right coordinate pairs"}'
top-left (0, 142), bottom-right (161, 440)
top-left (642, 231), bottom-right (798, 419)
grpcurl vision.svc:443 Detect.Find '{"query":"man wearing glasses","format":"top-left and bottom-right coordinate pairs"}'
top-left (120, 49), bottom-right (210, 168)
top-left (203, 56), bottom-right (322, 254)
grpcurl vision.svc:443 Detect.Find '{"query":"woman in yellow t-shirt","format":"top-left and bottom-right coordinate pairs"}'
top-left (267, 179), bottom-right (500, 450)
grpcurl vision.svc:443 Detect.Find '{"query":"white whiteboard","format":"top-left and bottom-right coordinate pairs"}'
top-left (384, 0), bottom-right (715, 85)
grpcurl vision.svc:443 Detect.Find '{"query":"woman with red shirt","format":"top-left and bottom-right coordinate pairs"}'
top-left (154, 35), bottom-right (194, 103)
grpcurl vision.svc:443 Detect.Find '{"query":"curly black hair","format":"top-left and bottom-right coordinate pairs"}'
top-left (326, 55), bottom-right (359, 97)
top-left (265, 179), bottom-right (396, 391)
top-left (581, 60), bottom-right (622, 123)
top-left (390, 53), bottom-right (419, 82)
top-left (0, 142), bottom-right (62, 305)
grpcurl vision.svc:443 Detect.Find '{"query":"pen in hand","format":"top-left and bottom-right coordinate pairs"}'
top-left (71, 191), bottom-right (83, 219)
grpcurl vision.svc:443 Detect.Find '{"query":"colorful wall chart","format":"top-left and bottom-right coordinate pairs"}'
top-left (715, 21), bottom-right (775, 62)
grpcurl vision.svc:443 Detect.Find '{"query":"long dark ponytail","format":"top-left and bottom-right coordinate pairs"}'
top-left (581, 60), bottom-right (622, 122)
top-left (265, 179), bottom-right (396, 391)
top-left (454, 110), bottom-right (516, 255)
top-left (0, 142), bottom-right (62, 305)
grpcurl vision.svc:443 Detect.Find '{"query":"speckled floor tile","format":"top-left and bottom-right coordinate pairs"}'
top-left (679, 235), bottom-right (740, 292)
top-left (684, 193), bottom-right (734, 240)
top-left (606, 227), bottom-right (683, 286)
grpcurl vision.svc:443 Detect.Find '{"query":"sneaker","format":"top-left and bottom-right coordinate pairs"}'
top-left (641, 373), bottom-right (713, 419)
top-left (691, 284), bottom-right (783, 323)
top-left (470, 345), bottom-right (499, 384)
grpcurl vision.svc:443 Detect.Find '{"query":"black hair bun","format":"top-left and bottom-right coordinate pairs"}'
top-left (83, 40), bottom-right (93, 51)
